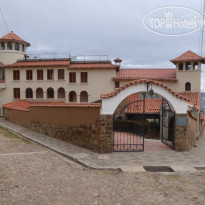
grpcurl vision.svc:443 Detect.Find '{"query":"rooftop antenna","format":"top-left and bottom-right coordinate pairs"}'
top-left (0, 8), bottom-right (10, 33)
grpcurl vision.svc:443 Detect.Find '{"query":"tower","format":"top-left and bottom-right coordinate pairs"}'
top-left (0, 31), bottom-right (30, 65)
top-left (170, 50), bottom-right (205, 92)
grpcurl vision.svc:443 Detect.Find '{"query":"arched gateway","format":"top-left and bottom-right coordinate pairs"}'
top-left (101, 79), bottom-right (190, 152)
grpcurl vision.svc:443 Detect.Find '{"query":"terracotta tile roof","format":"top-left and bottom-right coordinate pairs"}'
top-left (0, 32), bottom-right (30, 46)
top-left (69, 62), bottom-right (119, 69)
top-left (126, 92), bottom-right (201, 114)
top-left (171, 50), bottom-right (205, 63)
top-left (178, 92), bottom-right (201, 109)
top-left (126, 94), bottom-right (162, 114)
top-left (101, 79), bottom-right (188, 101)
top-left (5, 60), bottom-right (71, 68)
top-left (3, 100), bottom-right (30, 111)
top-left (113, 69), bottom-right (177, 81)
top-left (3, 100), bottom-right (101, 111)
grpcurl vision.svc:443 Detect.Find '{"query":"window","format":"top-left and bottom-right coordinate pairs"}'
top-left (7, 42), bottom-right (12, 50)
top-left (26, 70), bottom-right (33, 80)
top-left (80, 91), bottom-right (88, 102)
top-left (13, 70), bottom-right (20, 80)
top-left (47, 69), bottom-right (54, 80)
top-left (81, 72), bottom-right (87, 83)
top-left (179, 63), bottom-right (183, 70)
top-left (69, 91), bottom-right (77, 102)
top-left (15, 43), bottom-right (20, 51)
top-left (1, 43), bottom-right (5, 50)
top-left (26, 88), bottom-right (33, 98)
top-left (185, 62), bottom-right (191, 70)
top-left (69, 72), bottom-right (76, 83)
top-left (115, 81), bottom-right (120, 88)
top-left (185, 82), bottom-right (191, 91)
top-left (58, 69), bottom-right (64, 80)
top-left (57, 87), bottom-right (65, 98)
top-left (193, 62), bottom-right (199, 70)
top-left (13, 88), bottom-right (20, 99)
top-left (37, 70), bottom-right (43, 80)
top-left (36, 88), bottom-right (43, 99)
top-left (22, 45), bottom-right (25, 52)
top-left (47, 87), bottom-right (54, 98)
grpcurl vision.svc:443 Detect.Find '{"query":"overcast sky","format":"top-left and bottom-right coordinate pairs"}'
top-left (1, 0), bottom-right (205, 90)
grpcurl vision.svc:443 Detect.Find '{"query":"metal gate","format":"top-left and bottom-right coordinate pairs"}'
top-left (113, 95), bottom-right (145, 152)
top-left (161, 98), bottom-right (175, 149)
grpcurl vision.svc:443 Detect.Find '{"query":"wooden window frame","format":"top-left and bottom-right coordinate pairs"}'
top-left (13, 70), bottom-right (20, 80)
top-left (58, 69), bottom-right (64, 80)
top-left (69, 72), bottom-right (76, 83)
top-left (13, 88), bottom-right (20, 99)
top-left (81, 72), bottom-right (88, 83)
top-left (47, 69), bottom-right (54, 80)
top-left (26, 70), bottom-right (33, 80)
top-left (37, 70), bottom-right (43, 80)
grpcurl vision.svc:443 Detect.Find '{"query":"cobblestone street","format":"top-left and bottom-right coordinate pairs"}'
top-left (0, 127), bottom-right (205, 205)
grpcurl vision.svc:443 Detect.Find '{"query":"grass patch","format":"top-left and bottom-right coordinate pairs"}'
top-left (0, 126), bottom-right (31, 144)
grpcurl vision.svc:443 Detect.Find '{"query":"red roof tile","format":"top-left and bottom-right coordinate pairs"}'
top-left (3, 100), bottom-right (101, 111)
top-left (5, 60), bottom-right (71, 68)
top-left (0, 32), bottom-right (30, 46)
top-left (3, 100), bottom-right (30, 111)
top-left (113, 69), bottom-right (177, 81)
top-left (101, 79), bottom-right (188, 101)
top-left (171, 50), bottom-right (205, 63)
top-left (178, 92), bottom-right (201, 109)
top-left (126, 94), bottom-right (162, 114)
top-left (69, 62), bottom-right (119, 69)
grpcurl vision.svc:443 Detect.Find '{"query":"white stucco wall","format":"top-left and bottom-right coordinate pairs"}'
top-left (0, 66), bottom-right (116, 112)
top-left (101, 83), bottom-right (189, 115)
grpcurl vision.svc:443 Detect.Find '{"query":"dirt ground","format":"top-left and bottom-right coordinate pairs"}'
top-left (0, 127), bottom-right (205, 205)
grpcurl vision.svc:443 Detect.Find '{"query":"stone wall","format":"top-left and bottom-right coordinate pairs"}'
top-left (4, 107), bottom-right (113, 153)
top-left (174, 113), bottom-right (198, 151)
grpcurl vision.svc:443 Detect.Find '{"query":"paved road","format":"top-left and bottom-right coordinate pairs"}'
top-left (0, 118), bottom-right (204, 170)
top-left (0, 127), bottom-right (205, 205)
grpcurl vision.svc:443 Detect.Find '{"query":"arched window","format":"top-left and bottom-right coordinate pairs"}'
top-left (185, 62), bottom-right (191, 70)
top-left (1, 43), bottom-right (5, 50)
top-left (15, 43), bottom-right (20, 51)
top-left (193, 62), bottom-right (198, 70)
top-left (7, 42), bottom-right (12, 50)
top-left (179, 63), bottom-right (183, 70)
top-left (47, 87), bottom-right (54, 99)
top-left (58, 87), bottom-right (65, 99)
top-left (185, 82), bottom-right (191, 91)
top-left (36, 88), bottom-right (43, 99)
top-left (80, 91), bottom-right (88, 102)
top-left (26, 88), bottom-right (33, 98)
top-left (69, 91), bottom-right (77, 102)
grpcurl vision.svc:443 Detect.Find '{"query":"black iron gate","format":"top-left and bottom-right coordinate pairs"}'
top-left (113, 95), bottom-right (145, 152)
top-left (161, 98), bottom-right (175, 149)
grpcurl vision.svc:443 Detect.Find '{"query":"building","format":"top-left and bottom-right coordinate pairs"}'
top-left (0, 31), bottom-right (204, 153)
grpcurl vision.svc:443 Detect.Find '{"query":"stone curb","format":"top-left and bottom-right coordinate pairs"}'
top-left (0, 122), bottom-right (203, 173)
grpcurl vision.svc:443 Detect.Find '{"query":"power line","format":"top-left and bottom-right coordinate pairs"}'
top-left (0, 8), bottom-right (10, 33)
